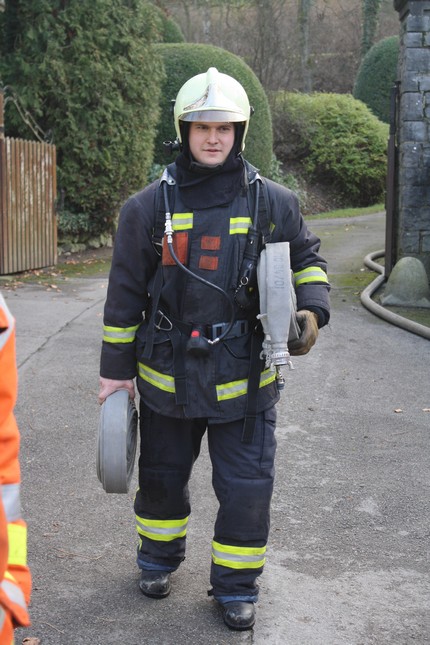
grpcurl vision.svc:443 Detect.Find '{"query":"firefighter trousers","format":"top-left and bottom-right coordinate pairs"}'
top-left (134, 401), bottom-right (277, 603)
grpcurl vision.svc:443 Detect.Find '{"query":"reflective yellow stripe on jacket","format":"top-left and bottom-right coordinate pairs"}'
top-left (6, 524), bottom-right (27, 568)
top-left (1, 482), bottom-right (28, 567)
top-left (172, 213), bottom-right (193, 230)
top-left (135, 515), bottom-right (189, 542)
top-left (294, 266), bottom-right (329, 286)
top-left (216, 368), bottom-right (275, 402)
top-left (229, 217), bottom-right (252, 235)
top-left (138, 363), bottom-right (275, 401)
top-left (212, 540), bottom-right (266, 570)
top-left (138, 363), bottom-right (175, 393)
top-left (103, 323), bottom-right (140, 344)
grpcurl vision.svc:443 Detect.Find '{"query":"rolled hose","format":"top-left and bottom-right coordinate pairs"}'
top-left (97, 390), bottom-right (138, 493)
top-left (361, 250), bottom-right (430, 340)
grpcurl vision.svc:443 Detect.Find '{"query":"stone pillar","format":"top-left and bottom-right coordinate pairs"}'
top-left (394, 0), bottom-right (430, 278)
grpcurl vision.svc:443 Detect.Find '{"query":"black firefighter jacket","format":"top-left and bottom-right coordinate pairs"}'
top-left (100, 163), bottom-right (330, 423)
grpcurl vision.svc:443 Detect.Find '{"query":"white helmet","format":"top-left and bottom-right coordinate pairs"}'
top-left (173, 67), bottom-right (252, 152)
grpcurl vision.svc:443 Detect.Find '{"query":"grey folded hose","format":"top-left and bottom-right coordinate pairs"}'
top-left (257, 241), bottom-right (300, 366)
top-left (97, 390), bottom-right (138, 493)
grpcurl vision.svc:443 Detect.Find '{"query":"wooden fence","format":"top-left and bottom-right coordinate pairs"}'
top-left (0, 92), bottom-right (57, 275)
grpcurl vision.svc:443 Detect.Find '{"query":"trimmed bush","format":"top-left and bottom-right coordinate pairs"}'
top-left (353, 36), bottom-right (399, 124)
top-left (157, 13), bottom-right (185, 43)
top-left (152, 43), bottom-right (273, 176)
top-left (270, 91), bottom-right (388, 206)
top-left (0, 0), bottom-right (165, 237)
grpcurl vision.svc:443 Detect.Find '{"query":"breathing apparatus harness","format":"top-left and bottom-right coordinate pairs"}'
top-left (143, 163), bottom-right (277, 442)
top-left (162, 176), bottom-right (237, 353)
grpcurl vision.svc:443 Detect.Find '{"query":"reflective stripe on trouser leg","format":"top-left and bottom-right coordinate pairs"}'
top-left (208, 406), bottom-right (277, 603)
top-left (134, 401), bottom-right (206, 571)
top-left (212, 540), bottom-right (266, 569)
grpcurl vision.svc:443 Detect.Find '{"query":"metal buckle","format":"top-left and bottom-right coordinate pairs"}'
top-left (210, 322), bottom-right (228, 339)
top-left (154, 310), bottom-right (173, 332)
top-left (209, 320), bottom-right (249, 340)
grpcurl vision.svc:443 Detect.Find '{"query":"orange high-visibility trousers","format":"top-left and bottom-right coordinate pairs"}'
top-left (0, 293), bottom-right (31, 644)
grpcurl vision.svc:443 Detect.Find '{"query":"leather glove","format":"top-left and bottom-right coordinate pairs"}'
top-left (288, 310), bottom-right (319, 356)
top-left (98, 377), bottom-right (135, 405)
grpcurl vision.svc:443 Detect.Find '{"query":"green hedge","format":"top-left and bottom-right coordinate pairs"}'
top-left (270, 91), bottom-right (388, 206)
top-left (153, 5), bottom-right (185, 43)
top-left (0, 0), bottom-right (165, 238)
top-left (152, 43), bottom-right (273, 176)
top-left (353, 36), bottom-right (399, 124)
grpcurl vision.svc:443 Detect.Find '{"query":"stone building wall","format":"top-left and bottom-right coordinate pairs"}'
top-left (394, 0), bottom-right (430, 277)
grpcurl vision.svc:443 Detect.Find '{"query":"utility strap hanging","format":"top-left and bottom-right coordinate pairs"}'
top-left (241, 325), bottom-right (265, 443)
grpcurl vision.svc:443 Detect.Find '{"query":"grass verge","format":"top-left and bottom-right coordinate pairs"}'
top-left (0, 254), bottom-right (111, 288)
top-left (307, 203), bottom-right (384, 220)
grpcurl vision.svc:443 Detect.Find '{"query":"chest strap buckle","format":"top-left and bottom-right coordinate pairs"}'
top-left (208, 320), bottom-right (249, 341)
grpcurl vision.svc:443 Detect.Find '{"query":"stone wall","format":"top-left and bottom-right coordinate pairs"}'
top-left (394, 0), bottom-right (430, 277)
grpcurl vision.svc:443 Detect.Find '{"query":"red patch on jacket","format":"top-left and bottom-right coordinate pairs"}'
top-left (162, 233), bottom-right (189, 265)
top-left (201, 236), bottom-right (221, 250)
top-left (199, 255), bottom-right (219, 271)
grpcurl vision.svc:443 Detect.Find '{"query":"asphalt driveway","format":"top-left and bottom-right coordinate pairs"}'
top-left (4, 211), bottom-right (429, 645)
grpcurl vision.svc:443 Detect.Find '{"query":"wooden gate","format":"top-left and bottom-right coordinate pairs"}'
top-left (0, 92), bottom-right (57, 275)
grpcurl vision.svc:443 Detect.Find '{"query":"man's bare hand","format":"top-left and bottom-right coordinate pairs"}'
top-left (98, 377), bottom-right (135, 405)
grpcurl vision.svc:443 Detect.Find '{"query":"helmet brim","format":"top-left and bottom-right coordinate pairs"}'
top-left (179, 109), bottom-right (247, 124)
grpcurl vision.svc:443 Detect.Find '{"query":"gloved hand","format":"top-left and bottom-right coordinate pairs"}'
top-left (288, 310), bottom-right (319, 356)
top-left (98, 377), bottom-right (135, 405)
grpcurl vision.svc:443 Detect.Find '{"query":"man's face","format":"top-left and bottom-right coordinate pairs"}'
top-left (188, 121), bottom-right (235, 166)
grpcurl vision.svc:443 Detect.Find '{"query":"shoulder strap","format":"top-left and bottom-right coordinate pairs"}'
top-left (245, 161), bottom-right (271, 245)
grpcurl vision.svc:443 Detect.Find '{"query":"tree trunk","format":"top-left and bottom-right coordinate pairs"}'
top-left (298, 0), bottom-right (312, 93)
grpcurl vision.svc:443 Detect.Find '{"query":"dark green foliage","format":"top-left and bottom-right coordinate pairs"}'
top-left (354, 36), bottom-right (399, 124)
top-left (271, 91), bottom-right (388, 206)
top-left (57, 210), bottom-right (94, 237)
top-left (361, 0), bottom-right (383, 58)
top-left (152, 43), bottom-right (273, 176)
top-left (0, 0), bottom-right (165, 237)
top-left (155, 9), bottom-right (185, 43)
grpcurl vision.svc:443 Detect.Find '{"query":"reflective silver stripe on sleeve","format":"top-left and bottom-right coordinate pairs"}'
top-left (0, 293), bottom-right (14, 351)
top-left (1, 483), bottom-right (21, 522)
top-left (103, 324), bottom-right (140, 344)
top-left (294, 266), bottom-right (329, 286)
top-left (1, 579), bottom-right (27, 610)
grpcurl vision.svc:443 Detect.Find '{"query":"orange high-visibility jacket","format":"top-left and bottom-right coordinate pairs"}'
top-left (0, 293), bottom-right (31, 644)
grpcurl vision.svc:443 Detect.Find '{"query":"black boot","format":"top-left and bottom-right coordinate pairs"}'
top-left (139, 570), bottom-right (171, 599)
top-left (222, 601), bottom-right (256, 631)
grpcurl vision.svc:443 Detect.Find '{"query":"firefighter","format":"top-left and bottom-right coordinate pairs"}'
top-left (99, 68), bottom-right (330, 631)
top-left (0, 293), bottom-right (31, 643)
